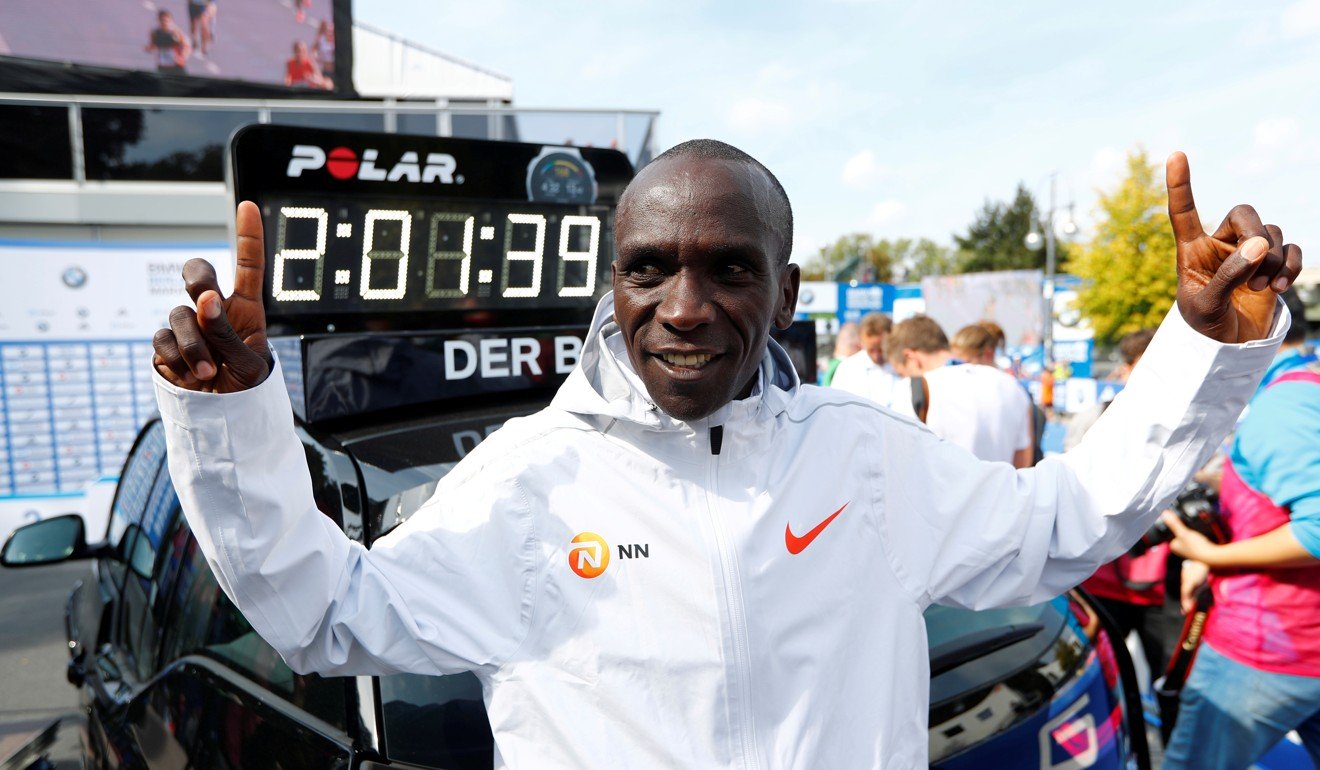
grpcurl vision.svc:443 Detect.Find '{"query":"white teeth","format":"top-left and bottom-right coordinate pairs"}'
top-left (662, 353), bottom-right (713, 368)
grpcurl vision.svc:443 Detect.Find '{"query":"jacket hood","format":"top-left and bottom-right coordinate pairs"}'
top-left (551, 292), bottom-right (800, 430)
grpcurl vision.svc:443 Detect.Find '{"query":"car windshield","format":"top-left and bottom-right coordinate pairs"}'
top-left (924, 600), bottom-right (1062, 650)
top-left (924, 597), bottom-right (1069, 705)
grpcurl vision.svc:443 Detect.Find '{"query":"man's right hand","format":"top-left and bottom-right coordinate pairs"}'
top-left (153, 201), bottom-right (270, 393)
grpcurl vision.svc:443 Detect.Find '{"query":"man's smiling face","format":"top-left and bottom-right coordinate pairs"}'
top-left (612, 156), bottom-right (799, 421)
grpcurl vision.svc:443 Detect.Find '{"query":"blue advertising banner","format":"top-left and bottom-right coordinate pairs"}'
top-left (836, 283), bottom-right (894, 324)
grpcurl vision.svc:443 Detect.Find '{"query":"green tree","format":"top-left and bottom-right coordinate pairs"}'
top-left (896, 238), bottom-right (958, 282)
top-left (1068, 148), bottom-right (1178, 345)
top-left (953, 183), bottom-right (1059, 273)
top-left (800, 233), bottom-right (896, 282)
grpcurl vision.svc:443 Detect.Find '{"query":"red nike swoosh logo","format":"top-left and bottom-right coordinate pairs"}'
top-left (785, 503), bottom-right (849, 555)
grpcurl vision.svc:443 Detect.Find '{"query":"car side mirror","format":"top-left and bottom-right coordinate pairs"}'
top-left (2, 514), bottom-right (99, 568)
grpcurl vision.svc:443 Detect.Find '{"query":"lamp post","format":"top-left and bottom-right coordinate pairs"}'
top-left (1025, 173), bottom-right (1076, 369)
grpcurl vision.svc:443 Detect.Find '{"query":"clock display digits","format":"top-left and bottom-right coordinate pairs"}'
top-left (263, 198), bottom-right (613, 316)
top-left (501, 213), bottom-right (547, 299)
top-left (426, 213), bottom-right (475, 299)
top-left (557, 215), bottom-right (600, 298)
top-left (359, 209), bottom-right (412, 300)
top-left (272, 206), bottom-right (328, 302)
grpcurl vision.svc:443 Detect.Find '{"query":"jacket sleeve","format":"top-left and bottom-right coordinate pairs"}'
top-left (153, 356), bottom-right (538, 677)
top-left (876, 303), bottom-right (1289, 610)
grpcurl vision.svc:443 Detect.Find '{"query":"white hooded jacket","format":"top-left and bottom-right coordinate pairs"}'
top-left (154, 294), bottom-right (1287, 769)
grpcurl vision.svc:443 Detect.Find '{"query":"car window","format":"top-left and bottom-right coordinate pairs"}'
top-left (158, 529), bottom-right (348, 731)
top-left (379, 673), bottom-right (493, 770)
top-left (121, 466), bottom-right (181, 681)
top-left (104, 422), bottom-right (166, 586)
top-left (129, 664), bottom-right (351, 770)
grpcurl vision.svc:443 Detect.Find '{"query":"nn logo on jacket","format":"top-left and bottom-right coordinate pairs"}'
top-left (567, 532), bottom-right (649, 579)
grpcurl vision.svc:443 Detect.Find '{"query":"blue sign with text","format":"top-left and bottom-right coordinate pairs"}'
top-left (837, 283), bottom-right (894, 324)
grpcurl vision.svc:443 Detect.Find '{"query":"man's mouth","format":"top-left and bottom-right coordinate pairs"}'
top-left (660, 352), bottom-right (714, 369)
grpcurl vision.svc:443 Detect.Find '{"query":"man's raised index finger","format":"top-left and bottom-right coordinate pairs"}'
top-left (1166, 151), bottom-right (1204, 245)
top-left (233, 200), bottom-right (266, 301)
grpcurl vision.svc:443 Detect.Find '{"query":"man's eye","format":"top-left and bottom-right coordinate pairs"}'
top-left (626, 263), bottom-right (663, 277)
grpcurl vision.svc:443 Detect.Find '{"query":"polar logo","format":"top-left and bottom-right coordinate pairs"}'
top-left (286, 144), bottom-right (459, 184)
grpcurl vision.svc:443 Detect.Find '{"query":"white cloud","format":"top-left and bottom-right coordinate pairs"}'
top-left (722, 62), bottom-right (851, 137)
top-left (868, 200), bottom-right (908, 227)
top-left (841, 150), bottom-right (886, 190)
top-left (1254, 117), bottom-right (1302, 150)
top-left (1282, 0), bottom-right (1320, 38)
top-left (789, 232), bottom-right (824, 266)
top-left (727, 97), bottom-right (798, 133)
top-left (1246, 117), bottom-right (1306, 174)
top-left (1087, 146), bottom-right (1126, 190)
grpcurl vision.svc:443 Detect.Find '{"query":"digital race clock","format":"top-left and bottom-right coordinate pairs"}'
top-left (229, 125), bottom-right (634, 334)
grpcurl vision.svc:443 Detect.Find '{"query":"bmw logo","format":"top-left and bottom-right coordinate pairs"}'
top-left (62, 266), bottom-right (88, 289)
top-left (800, 288), bottom-right (815, 304)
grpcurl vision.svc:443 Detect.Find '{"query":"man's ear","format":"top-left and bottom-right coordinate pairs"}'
top-left (903, 349), bottom-right (923, 376)
top-left (773, 263), bottom-right (801, 330)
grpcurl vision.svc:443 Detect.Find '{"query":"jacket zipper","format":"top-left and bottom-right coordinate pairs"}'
top-left (706, 425), bottom-right (761, 769)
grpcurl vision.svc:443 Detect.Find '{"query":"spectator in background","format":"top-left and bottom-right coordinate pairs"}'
top-left (313, 19), bottom-right (335, 81)
top-left (285, 41), bottom-right (331, 90)
top-left (954, 322), bottom-right (1042, 463)
top-left (889, 315), bottom-right (1033, 467)
top-left (1196, 289), bottom-right (1314, 494)
top-left (1161, 335), bottom-right (1320, 770)
top-left (1065, 328), bottom-right (1157, 450)
top-left (950, 322), bottom-right (998, 366)
top-left (980, 320), bottom-right (1008, 361)
top-left (820, 322), bottom-right (859, 386)
top-left (829, 312), bottom-right (904, 408)
top-left (1254, 288), bottom-right (1317, 395)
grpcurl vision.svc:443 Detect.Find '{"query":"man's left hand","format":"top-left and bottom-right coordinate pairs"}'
top-left (1166, 152), bottom-right (1302, 343)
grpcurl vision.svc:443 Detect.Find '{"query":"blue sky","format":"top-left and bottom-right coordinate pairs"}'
top-left (356, 1), bottom-right (1320, 268)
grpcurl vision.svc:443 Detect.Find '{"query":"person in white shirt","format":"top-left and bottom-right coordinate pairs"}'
top-left (148, 142), bottom-right (1299, 768)
top-left (952, 321), bottom-right (1042, 463)
top-left (829, 311), bottom-right (906, 409)
top-left (889, 315), bottom-right (1034, 467)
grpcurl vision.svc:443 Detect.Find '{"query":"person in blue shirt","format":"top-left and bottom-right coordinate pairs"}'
top-left (1254, 289), bottom-right (1316, 394)
top-left (1163, 291), bottom-right (1320, 770)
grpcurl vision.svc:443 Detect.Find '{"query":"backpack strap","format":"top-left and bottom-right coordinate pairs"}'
top-left (910, 375), bottom-right (930, 423)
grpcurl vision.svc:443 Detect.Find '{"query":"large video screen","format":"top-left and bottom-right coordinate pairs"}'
top-left (0, 0), bottom-right (352, 96)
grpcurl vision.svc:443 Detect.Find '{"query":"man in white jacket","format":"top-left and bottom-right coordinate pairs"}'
top-left (151, 140), bottom-right (1300, 768)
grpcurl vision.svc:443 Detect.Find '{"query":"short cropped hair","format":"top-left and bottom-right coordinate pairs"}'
top-left (886, 314), bottom-right (949, 365)
top-left (950, 324), bottom-right (997, 357)
top-left (639, 139), bottom-right (794, 267)
top-left (977, 320), bottom-right (1007, 349)
top-left (859, 312), bottom-right (892, 337)
top-left (1117, 328), bottom-right (1157, 367)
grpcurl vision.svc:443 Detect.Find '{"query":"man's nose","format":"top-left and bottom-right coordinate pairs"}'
top-left (655, 271), bottom-right (716, 331)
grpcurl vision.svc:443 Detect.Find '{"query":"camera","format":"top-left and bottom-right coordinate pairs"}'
top-left (1129, 482), bottom-right (1230, 556)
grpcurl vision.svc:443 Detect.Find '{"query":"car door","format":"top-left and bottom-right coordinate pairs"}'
top-left (121, 483), bottom-right (355, 768)
top-left (83, 421), bottom-right (168, 767)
